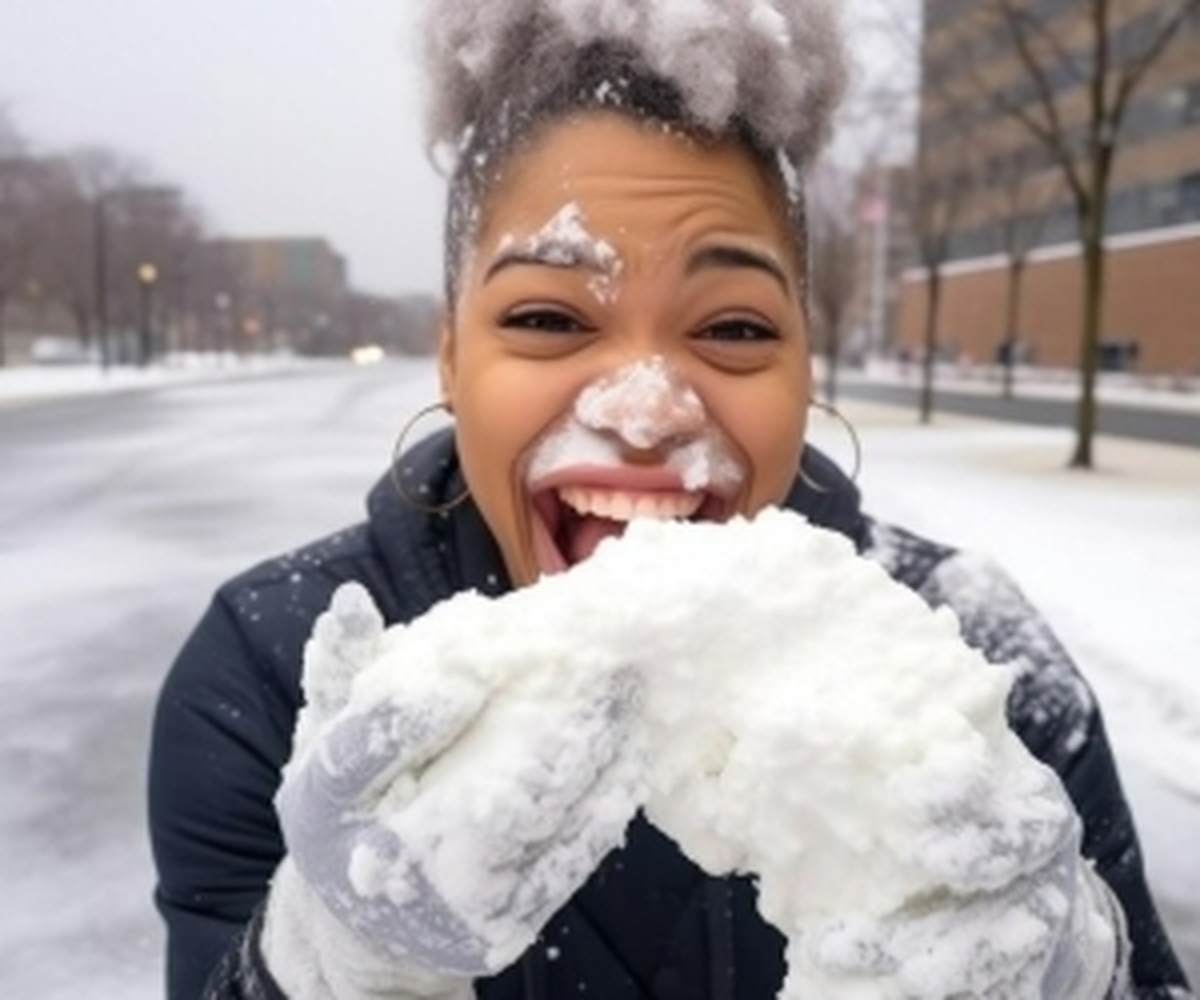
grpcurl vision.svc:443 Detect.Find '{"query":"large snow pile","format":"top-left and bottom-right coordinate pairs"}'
top-left (308, 509), bottom-right (1073, 996)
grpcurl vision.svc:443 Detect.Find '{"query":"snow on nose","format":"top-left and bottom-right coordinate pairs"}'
top-left (575, 356), bottom-right (706, 451)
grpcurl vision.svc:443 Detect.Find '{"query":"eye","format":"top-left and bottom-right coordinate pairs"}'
top-left (500, 307), bottom-right (591, 334)
top-left (696, 317), bottom-right (781, 343)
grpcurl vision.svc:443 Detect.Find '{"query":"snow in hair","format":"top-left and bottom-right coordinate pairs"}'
top-left (420, 0), bottom-right (848, 174)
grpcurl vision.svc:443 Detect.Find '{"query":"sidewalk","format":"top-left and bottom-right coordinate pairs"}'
top-left (0, 354), bottom-right (347, 410)
top-left (835, 357), bottom-right (1200, 413)
top-left (826, 395), bottom-right (1200, 496)
top-left (820, 359), bottom-right (1200, 450)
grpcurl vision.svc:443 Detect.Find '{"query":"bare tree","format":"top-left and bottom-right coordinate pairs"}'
top-left (963, 0), bottom-right (1200, 466)
top-left (65, 147), bottom-right (147, 365)
top-left (807, 168), bottom-right (861, 405)
top-left (29, 156), bottom-right (95, 347)
top-left (983, 148), bottom-right (1066, 398)
top-left (393, 294), bottom-right (440, 355)
top-left (0, 105), bottom-right (22, 159)
top-left (901, 110), bottom-right (980, 425)
top-left (0, 112), bottom-right (47, 368)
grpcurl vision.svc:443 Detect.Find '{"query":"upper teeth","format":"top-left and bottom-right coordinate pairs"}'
top-left (558, 486), bottom-right (703, 522)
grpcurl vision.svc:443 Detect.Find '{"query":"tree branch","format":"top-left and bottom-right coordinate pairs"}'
top-left (1112, 0), bottom-right (1200, 127)
top-left (987, 0), bottom-right (1090, 204)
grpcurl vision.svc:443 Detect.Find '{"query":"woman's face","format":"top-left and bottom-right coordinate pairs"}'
top-left (440, 112), bottom-right (812, 587)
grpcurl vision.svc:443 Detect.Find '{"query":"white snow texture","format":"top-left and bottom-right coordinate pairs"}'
top-left (296, 509), bottom-right (1093, 997)
top-left (419, 0), bottom-right (848, 172)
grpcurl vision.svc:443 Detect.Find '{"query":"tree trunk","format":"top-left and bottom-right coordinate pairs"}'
top-left (0, 294), bottom-right (7, 369)
top-left (1070, 187), bottom-right (1109, 469)
top-left (71, 304), bottom-right (92, 349)
top-left (824, 325), bottom-right (839, 407)
top-left (1001, 256), bottom-right (1025, 400)
top-left (94, 196), bottom-right (110, 370)
top-left (920, 268), bottom-right (941, 424)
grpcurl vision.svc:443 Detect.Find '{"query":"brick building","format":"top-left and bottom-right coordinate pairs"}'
top-left (897, 1), bottom-right (1200, 374)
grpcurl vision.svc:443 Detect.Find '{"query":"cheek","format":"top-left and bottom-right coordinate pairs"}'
top-left (704, 371), bottom-right (808, 510)
top-left (456, 370), bottom-right (543, 493)
top-left (745, 401), bottom-right (807, 504)
top-left (451, 359), bottom-right (580, 574)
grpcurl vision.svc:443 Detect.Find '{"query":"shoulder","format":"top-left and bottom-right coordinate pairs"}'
top-left (155, 522), bottom-right (389, 768)
top-left (212, 523), bottom-right (387, 685)
top-left (861, 517), bottom-right (1094, 771)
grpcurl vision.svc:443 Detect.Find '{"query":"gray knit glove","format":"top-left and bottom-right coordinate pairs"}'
top-left (795, 771), bottom-right (1125, 999)
top-left (263, 583), bottom-right (645, 998)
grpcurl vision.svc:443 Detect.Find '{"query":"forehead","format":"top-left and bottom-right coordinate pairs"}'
top-left (475, 112), bottom-right (795, 259)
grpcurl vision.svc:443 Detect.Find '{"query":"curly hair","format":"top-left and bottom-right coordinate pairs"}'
top-left (418, 0), bottom-right (848, 304)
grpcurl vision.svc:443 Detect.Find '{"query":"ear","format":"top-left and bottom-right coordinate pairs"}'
top-left (436, 304), bottom-right (457, 411)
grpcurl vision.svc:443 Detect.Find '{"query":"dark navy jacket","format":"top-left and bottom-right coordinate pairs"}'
top-left (148, 432), bottom-right (1190, 999)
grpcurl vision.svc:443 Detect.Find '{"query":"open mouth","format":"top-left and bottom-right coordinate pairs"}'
top-left (529, 471), bottom-right (730, 574)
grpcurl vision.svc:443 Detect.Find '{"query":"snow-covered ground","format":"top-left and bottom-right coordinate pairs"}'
top-left (0, 352), bottom-right (313, 407)
top-left (843, 356), bottom-right (1200, 413)
top-left (0, 356), bottom-right (1196, 994)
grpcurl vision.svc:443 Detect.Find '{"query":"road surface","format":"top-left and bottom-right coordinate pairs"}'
top-left (837, 379), bottom-right (1199, 449)
top-left (0, 359), bottom-right (437, 999)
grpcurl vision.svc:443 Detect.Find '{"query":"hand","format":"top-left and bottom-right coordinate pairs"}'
top-left (273, 582), bottom-right (647, 978)
top-left (793, 768), bottom-right (1121, 999)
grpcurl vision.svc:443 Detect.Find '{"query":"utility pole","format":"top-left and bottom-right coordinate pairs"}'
top-left (867, 166), bottom-right (891, 354)
top-left (93, 194), bottom-right (110, 370)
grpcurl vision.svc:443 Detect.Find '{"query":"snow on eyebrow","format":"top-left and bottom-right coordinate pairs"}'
top-left (506, 203), bottom-right (621, 272)
top-left (497, 204), bottom-right (625, 304)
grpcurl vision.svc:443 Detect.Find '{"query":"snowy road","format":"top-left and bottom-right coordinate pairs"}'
top-left (0, 359), bottom-right (437, 998)
top-left (1, 358), bottom-right (1196, 995)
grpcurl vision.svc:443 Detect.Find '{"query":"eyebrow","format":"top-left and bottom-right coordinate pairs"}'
top-left (483, 239), bottom-right (792, 294)
top-left (484, 242), bottom-right (613, 283)
top-left (686, 245), bottom-right (791, 295)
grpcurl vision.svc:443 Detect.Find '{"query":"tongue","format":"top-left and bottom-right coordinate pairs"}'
top-left (566, 515), bottom-right (628, 565)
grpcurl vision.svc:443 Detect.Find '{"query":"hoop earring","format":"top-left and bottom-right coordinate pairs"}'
top-left (801, 398), bottom-right (863, 494)
top-left (389, 402), bottom-right (471, 515)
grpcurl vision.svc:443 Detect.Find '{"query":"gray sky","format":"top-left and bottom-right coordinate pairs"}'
top-left (0, 1), bottom-right (913, 299)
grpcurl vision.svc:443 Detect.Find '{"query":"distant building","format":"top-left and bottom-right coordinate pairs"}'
top-left (215, 237), bottom-right (347, 303)
top-left (204, 237), bottom-right (348, 354)
top-left (897, 2), bottom-right (1200, 374)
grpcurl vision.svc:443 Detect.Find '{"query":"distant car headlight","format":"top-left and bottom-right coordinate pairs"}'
top-left (350, 345), bottom-right (386, 365)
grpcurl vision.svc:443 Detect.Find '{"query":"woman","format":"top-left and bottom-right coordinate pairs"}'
top-left (148, 2), bottom-right (1190, 997)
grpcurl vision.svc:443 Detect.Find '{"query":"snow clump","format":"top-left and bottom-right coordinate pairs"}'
top-left (312, 508), bottom-right (1079, 995)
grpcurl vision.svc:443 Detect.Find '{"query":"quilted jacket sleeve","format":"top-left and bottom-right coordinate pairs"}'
top-left (865, 519), bottom-right (1192, 998)
top-left (148, 584), bottom-right (303, 999)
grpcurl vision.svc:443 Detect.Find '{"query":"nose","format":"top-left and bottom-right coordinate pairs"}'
top-left (574, 356), bottom-right (707, 453)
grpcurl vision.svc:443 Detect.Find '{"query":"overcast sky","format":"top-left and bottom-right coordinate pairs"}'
top-left (0, 0), bottom-right (914, 299)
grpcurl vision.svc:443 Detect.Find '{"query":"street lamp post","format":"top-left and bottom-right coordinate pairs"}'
top-left (136, 262), bottom-right (159, 367)
top-left (214, 292), bottom-right (232, 362)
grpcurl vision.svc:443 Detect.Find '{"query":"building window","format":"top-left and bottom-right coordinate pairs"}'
top-left (1181, 173), bottom-right (1200, 220)
top-left (1185, 82), bottom-right (1200, 126)
top-left (1146, 181), bottom-right (1179, 228)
